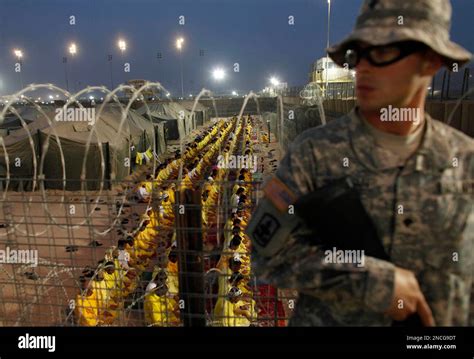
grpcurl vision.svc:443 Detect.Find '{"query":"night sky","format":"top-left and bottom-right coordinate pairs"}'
top-left (0, 0), bottom-right (473, 96)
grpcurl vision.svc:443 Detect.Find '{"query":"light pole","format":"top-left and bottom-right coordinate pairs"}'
top-left (176, 37), bottom-right (185, 98)
top-left (118, 39), bottom-right (127, 84)
top-left (325, 0), bottom-right (332, 98)
top-left (157, 51), bottom-right (163, 86)
top-left (63, 56), bottom-right (69, 91)
top-left (107, 54), bottom-right (114, 89)
top-left (199, 49), bottom-right (205, 94)
top-left (13, 49), bottom-right (24, 90)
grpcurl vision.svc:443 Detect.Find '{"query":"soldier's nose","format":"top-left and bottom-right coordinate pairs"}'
top-left (356, 58), bottom-right (372, 73)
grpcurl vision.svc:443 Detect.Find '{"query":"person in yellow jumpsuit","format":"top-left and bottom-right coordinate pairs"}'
top-left (144, 283), bottom-right (180, 326)
top-left (165, 248), bottom-right (179, 297)
top-left (161, 193), bottom-right (173, 218)
top-left (91, 268), bottom-right (121, 325)
top-left (75, 276), bottom-right (99, 326)
top-left (149, 209), bottom-right (160, 230)
top-left (141, 174), bottom-right (153, 196)
top-left (169, 184), bottom-right (177, 204)
top-left (234, 209), bottom-right (248, 227)
top-left (121, 268), bottom-right (139, 297)
top-left (130, 215), bottom-right (156, 260)
top-left (228, 272), bottom-right (257, 321)
top-left (90, 271), bottom-right (108, 320)
top-left (214, 254), bottom-right (243, 322)
top-left (221, 287), bottom-right (252, 327)
top-left (101, 261), bottom-right (120, 323)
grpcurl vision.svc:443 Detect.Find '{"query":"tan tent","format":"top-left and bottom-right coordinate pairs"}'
top-left (0, 103), bottom-right (163, 190)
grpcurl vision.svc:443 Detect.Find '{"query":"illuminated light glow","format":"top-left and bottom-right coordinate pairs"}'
top-left (118, 39), bottom-right (127, 52)
top-left (212, 68), bottom-right (226, 81)
top-left (176, 37), bottom-right (184, 50)
top-left (69, 43), bottom-right (77, 55)
top-left (270, 77), bottom-right (280, 86)
top-left (14, 49), bottom-right (23, 58)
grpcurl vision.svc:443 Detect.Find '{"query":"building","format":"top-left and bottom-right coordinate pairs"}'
top-left (124, 79), bottom-right (161, 99)
top-left (260, 82), bottom-right (288, 96)
top-left (308, 57), bottom-right (355, 98)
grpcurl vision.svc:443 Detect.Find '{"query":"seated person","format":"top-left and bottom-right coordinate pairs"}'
top-left (144, 283), bottom-right (180, 326)
top-left (221, 287), bottom-right (252, 327)
top-left (137, 184), bottom-right (150, 202)
top-left (75, 274), bottom-right (99, 327)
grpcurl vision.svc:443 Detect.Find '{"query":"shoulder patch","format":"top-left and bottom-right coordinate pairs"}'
top-left (252, 213), bottom-right (281, 249)
top-left (263, 176), bottom-right (297, 212)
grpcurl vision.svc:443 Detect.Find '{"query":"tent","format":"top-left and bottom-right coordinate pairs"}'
top-left (0, 104), bottom-right (161, 190)
top-left (163, 101), bottom-right (193, 134)
top-left (179, 101), bottom-right (210, 127)
top-left (136, 102), bottom-right (193, 141)
top-left (0, 106), bottom-right (45, 136)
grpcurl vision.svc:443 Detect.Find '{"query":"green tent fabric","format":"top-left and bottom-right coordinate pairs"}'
top-left (153, 122), bottom-right (166, 156)
top-left (136, 102), bottom-right (193, 140)
top-left (0, 103), bottom-right (163, 191)
top-left (179, 100), bottom-right (210, 127)
top-left (136, 103), bottom-right (180, 141)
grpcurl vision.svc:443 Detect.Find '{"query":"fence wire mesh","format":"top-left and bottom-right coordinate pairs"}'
top-left (0, 108), bottom-right (296, 327)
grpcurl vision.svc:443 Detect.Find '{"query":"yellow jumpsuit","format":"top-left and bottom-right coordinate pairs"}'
top-left (144, 293), bottom-right (180, 326)
top-left (222, 299), bottom-right (251, 327)
top-left (75, 291), bottom-right (99, 327)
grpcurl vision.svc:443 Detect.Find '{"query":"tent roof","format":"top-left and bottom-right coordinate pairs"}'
top-left (137, 104), bottom-right (176, 121)
top-left (136, 102), bottom-right (194, 120)
top-left (3, 104), bottom-right (155, 148)
top-left (179, 101), bottom-right (209, 112)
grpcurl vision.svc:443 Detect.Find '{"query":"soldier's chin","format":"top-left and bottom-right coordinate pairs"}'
top-left (356, 96), bottom-right (386, 113)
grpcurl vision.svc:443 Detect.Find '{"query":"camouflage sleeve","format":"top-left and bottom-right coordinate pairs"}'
top-left (470, 209), bottom-right (474, 326)
top-left (466, 155), bottom-right (474, 326)
top-left (470, 282), bottom-right (474, 326)
top-left (246, 141), bottom-right (395, 314)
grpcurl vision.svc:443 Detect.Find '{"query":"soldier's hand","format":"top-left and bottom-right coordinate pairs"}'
top-left (385, 267), bottom-right (435, 326)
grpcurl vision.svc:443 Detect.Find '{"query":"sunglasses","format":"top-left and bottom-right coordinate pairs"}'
top-left (344, 41), bottom-right (427, 69)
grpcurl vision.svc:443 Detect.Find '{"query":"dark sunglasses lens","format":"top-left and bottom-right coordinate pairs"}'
top-left (344, 49), bottom-right (358, 68)
top-left (369, 46), bottom-right (402, 65)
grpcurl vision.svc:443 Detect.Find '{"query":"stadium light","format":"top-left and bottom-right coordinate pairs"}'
top-left (176, 37), bottom-right (184, 50)
top-left (118, 39), bottom-right (127, 53)
top-left (212, 68), bottom-right (226, 81)
top-left (13, 49), bottom-right (23, 59)
top-left (270, 77), bottom-right (280, 86)
top-left (69, 43), bottom-right (77, 56)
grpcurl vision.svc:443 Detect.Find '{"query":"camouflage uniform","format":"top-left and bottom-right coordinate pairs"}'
top-left (246, 108), bottom-right (473, 326)
top-left (247, 0), bottom-right (473, 327)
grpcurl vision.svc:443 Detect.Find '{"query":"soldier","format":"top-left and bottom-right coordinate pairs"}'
top-left (246, 0), bottom-right (473, 326)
